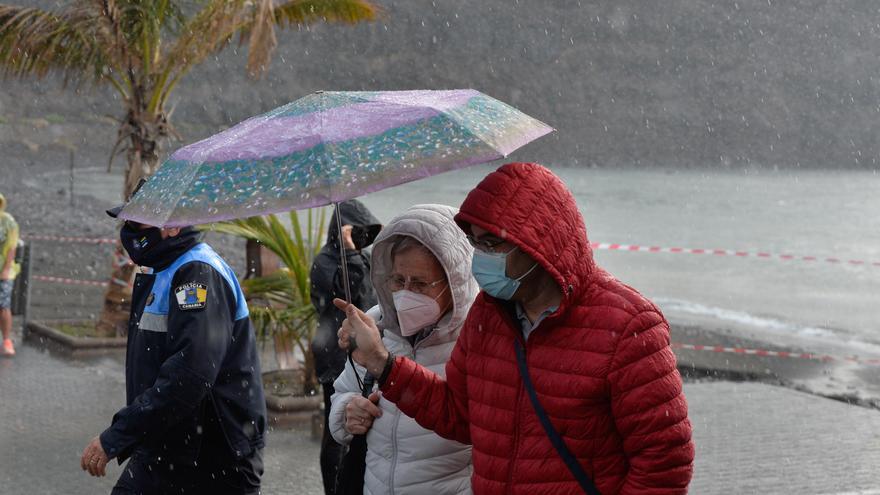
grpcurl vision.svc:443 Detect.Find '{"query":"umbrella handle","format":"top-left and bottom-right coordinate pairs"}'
top-left (361, 373), bottom-right (375, 397)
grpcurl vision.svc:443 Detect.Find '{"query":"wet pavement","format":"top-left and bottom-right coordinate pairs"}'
top-left (672, 322), bottom-right (880, 409)
top-left (0, 341), bottom-right (323, 495)
top-left (686, 380), bottom-right (880, 495)
top-left (1, 321), bottom-right (879, 494)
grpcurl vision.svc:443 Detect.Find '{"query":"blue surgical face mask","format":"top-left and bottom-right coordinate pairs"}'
top-left (471, 246), bottom-right (538, 300)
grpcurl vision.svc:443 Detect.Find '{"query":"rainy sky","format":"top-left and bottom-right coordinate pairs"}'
top-left (3, 0), bottom-right (880, 171)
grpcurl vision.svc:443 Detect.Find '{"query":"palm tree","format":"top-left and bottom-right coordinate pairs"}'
top-left (0, 0), bottom-right (378, 336)
top-left (210, 209), bottom-right (327, 392)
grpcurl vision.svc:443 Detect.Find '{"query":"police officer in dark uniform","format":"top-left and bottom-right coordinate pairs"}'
top-left (81, 198), bottom-right (267, 495)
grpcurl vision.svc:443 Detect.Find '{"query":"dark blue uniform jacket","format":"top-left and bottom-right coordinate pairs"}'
top-left (100, 243), bottom-right (267, 464)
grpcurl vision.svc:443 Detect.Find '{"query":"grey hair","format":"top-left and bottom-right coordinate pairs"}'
top-left (389, 235), bottom-right (433, 261)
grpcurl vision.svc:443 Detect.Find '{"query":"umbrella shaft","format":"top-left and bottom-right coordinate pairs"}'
top-left (335, 203), bottom-right (353, 303)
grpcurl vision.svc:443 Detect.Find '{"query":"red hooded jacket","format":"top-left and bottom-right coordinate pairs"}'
top-left (380, 163), bottom-right (694, 494)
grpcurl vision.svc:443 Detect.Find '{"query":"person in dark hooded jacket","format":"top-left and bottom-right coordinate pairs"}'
top-left (310, 199), bottom-right (381, 495)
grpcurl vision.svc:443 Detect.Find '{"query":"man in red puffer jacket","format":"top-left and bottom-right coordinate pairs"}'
top-left (336, 163), bottom-right (694, 494)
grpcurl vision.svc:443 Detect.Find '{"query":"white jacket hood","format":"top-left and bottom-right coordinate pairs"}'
top-left (329, 204), bottom-right (477, 494)
top-left (369, 203), bottom-right (478, 344)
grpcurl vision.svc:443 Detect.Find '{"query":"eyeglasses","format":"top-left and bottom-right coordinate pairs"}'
top-left (385, 274), bottom-right (447, 295)
top-left (466, 234), bottom-right (507, 253)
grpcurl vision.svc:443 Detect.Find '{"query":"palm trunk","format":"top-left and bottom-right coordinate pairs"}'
top-left (94, 109), bottom-right (163, 337)
top-left (94, 243), bottom-right (138, 337)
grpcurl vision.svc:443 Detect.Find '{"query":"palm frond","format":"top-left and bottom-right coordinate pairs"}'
top-left (243, 0), bottom-right (380, 78)
top-left (156, 0), bottom-right (379, 88)
top-left (249, 304), bottom-right (316, 341)
top-left (156, 0), bottom-right (246, 89)
top-left (210, 209), bottom-right (327, 368)
top-left (273, 0), bottom-right (380, 26)
top-left (96, 0), bottom-right (188, 108)
top-left (0, 3), bottom-right (112, 85)
top-left (241, 270), bottom-right (297, 306)
top-left (205, 207), bottom-right (328, 313)
top-left (245, 0), bottom-right (277, 78)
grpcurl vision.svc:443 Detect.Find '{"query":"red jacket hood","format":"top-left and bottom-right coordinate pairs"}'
top-left (455, 162), bottom-right (595, 307)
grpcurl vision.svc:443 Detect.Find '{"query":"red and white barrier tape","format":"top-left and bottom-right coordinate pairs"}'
top-left (31, 275), bottom-right (108, 288)
top-left (23, 234), bottom-right (116, 245)
top-left (26, 274), bottom-right (880, 367)
top-left (591, 242), bottom-right (880, 268)
top-left (672, 342), bottom-right (880, 366)
top-left (21, 235), bottom-right (879, 268)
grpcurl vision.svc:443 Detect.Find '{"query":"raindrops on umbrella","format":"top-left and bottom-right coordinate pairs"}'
top-left (118, 90), bottom-right (553, 228)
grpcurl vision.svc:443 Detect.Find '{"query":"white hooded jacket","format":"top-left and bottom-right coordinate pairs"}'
top-left (330, 204), bottom-right (478, 495)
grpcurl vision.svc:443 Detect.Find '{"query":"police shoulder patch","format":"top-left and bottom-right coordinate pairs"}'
top-left (175, 282), bottom-right (208, 310)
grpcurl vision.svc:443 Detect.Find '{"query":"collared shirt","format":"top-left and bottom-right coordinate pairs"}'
top-left (407, 311), bottom-right (453, 349)
top-left (515, 303), bottom-right (558, 341)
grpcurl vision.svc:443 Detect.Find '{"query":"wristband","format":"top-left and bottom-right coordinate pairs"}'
top-left (377, 352), bottom-right (395, 386)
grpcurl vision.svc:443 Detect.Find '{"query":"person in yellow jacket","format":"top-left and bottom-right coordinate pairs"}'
top-left (0, 193), bottom-right (20, 357)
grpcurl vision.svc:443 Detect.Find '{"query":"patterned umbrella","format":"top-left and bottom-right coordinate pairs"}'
top-left (118, 89), bottom-right (553, 228)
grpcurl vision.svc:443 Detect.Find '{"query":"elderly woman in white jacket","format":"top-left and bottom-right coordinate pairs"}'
top-left (329, 204), bottom-right (477, 495)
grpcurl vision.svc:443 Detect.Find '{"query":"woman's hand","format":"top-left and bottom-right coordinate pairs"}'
top-left (341, 224), bottom-right (357, 250)
top-left (334, 299), bottom-right (389, 377)
top-left (344, 391), bottom-right (382, 435)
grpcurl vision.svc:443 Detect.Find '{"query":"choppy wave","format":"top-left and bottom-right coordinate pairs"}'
top-left (655, 297), bottom-right (880, 357)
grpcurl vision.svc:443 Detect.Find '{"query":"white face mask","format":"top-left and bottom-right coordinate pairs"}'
top-left (392, 287), bottom-right (449, 336)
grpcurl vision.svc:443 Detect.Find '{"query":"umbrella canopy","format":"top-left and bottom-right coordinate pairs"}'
top-left (118, 89), bottom-right (553, 227)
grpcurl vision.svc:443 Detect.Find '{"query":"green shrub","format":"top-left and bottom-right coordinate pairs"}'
top-left (207, 208), bottom-right (328, 391)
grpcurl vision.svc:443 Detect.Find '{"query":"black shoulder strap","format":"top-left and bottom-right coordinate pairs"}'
top-left (514, 340), bottom-right (602, 495)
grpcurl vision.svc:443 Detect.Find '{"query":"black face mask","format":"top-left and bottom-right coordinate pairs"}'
top-left (120, 223), bottom-right (163, 266)
top-left (120, 223), bottom-right (201, 269)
